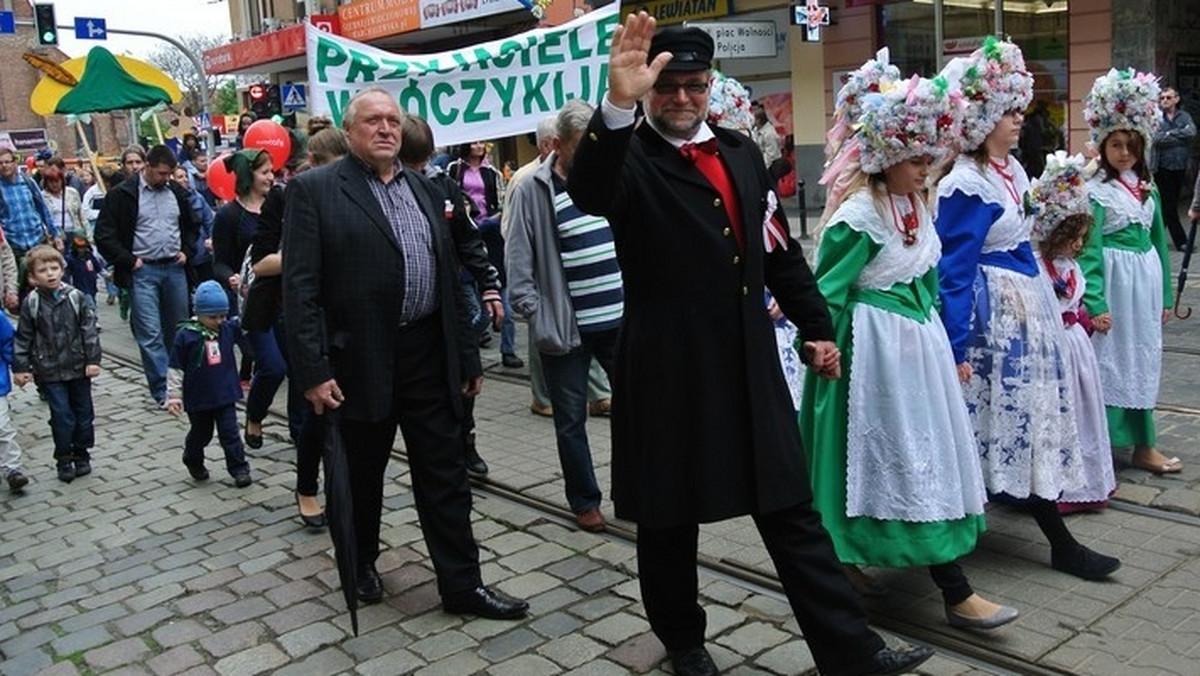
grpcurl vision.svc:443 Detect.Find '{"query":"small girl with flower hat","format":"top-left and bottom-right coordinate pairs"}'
top-left (1029, 152), bottom-right (1117, 512)
top-left (798, 54), bottom-right (1017, 629)
top-left (1080, 68), bottom-right (1177, 475)
top-left (935, 38), bottom-right (1119, 582)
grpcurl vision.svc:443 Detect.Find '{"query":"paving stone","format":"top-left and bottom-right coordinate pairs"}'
top-left (495, 571), bottom-right (561, 599)
top-left (342, 626), bottom-right (412, 662)
top-left (569, 568), bottom-right (628, 595)
top-left (543, 555), bottom-right (603, 581)
top-left (477, 627), bottom-right (543, 662)
top-left (114, 606), bottom-right (176, 638)
top-left (151, 619), bottom-right (211, 648)
top-left (17, 604), bottom-right (78, 630)
top-left (212, 643), bottom-right (289, 676)
top-left (499, 542), bottom-right (574, 574)
top-left (567, 594), bottom-right (629, 621)
top-left (52, 623), bottom-right (116, 658)
top-left (605, 631), bottom-right (666, 673)
top-left (271, 647), bottom-right (355, 676)
top-left (528, 586), bottom-right (586, 615)
top-left (740, 595), bottom-right (792, 623)
top-left (126, 583), bottom-right (187, 612)
top-left (486, 653), bottom-right (561, 675)
top-left (146, 645), bottom-right (206, 676)
top-left (398, 611), bottom-right (463, 639)
top-left (199, 622), bottom-right (267, 659)
top-left (262, 600), bottom-right (336, 635)
top-left (412, 649), bottom-right (490, 676)
top-left (407, 629), bottom-right (475, 661)
top-left (58, 603), bottom-right (130, 633)
top-left (0, 647), bottom-right (53, 676)
top-left (356, 648), bottom-right (425, 676)
top-left (184, 568), bottom-right (242, 593)
top-left (30, 661), bottom-right (80, 676)
top-left (583, 612), bottom-right (651, 646)
top-left (82, 636), bottom-right (152, 671)
top-left (537, 633), bottom-right (607, 669)
top-left (210, 597), bottom-right (277, 626)
top-left (173, 589), bottom-right (238, 615)
top-left (277, 621), bottom-right (345, 658)
top-left (753, 638), bottom-right (816, 675)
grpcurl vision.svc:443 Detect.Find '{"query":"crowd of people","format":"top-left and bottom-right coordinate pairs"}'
top-left (0, 10), bottom-right (1192, 675)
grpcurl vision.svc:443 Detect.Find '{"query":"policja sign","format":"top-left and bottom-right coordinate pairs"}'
top-left (689, 21), bottom-right (777, 59)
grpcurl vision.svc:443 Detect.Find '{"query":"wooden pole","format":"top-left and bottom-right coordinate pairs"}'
top-left (75, 119), bottom-right (105, 193)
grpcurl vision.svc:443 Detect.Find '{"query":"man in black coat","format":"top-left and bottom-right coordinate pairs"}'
top-left (95, 144), bottom-right (197, 406)
top-left (566, 15), bottom-right (933, 676)
top-left (282, 87), bottom-right (526, 620)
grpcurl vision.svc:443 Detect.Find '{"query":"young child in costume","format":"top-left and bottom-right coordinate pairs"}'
top-left (167, 280), bottom-right (252, 487)
top-left (1079, 69), bottom-right (1177, 475)
top-left (935, 38), bottom-right (1119, 581)
top-left (799, 56), bottom-right (1017, 629)
top-left (1029, 152), bottom-right (1118, 513)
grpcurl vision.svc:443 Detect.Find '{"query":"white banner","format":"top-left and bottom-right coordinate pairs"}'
top-left (306, 3), bottom-right (619, 147)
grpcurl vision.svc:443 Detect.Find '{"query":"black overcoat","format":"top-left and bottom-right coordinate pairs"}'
top-left (567, 113), bottom-right (835, 529)
top-left (281, 157), bottom-right (480, 423)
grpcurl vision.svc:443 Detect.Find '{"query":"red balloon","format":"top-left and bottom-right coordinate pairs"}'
top-left (24, 156), bottom-right (35, 170)
top-left (207, 153), bottom-right (237, 202)
top-left (243, 120), bottom-right (292, 171)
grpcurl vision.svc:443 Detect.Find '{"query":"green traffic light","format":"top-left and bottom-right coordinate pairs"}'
top-left (42, 31), bottom-right (55, 42)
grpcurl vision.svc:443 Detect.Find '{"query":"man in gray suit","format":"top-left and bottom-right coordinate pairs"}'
top-left (283, 87), bottom-right (527, 619)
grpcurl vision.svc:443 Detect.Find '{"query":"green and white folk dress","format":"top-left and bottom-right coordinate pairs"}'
top-left (1080, 172), bottom-right (1173, 447)
top-left (799, 188), bottom-right (987, 568)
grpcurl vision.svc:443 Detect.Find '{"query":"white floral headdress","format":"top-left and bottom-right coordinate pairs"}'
top-left (857, 74), bottom-right (963, 174)
top-left (1083, 68), bottom-right (1162, 148)
top-left (940, 37), bottom-right (1033, 152)
top-left (825, 48), bottom-right (902, 160)
top-left (706, 70), bottom-right (754, 134)
top-left (1028, 151), bottom-right (1090, 240)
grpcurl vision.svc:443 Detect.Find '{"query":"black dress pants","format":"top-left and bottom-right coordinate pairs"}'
top-left (337, 316), bottom-right (482, 597)
top-left (637, 502), bottom-right (884, 674)
top-left (1155, 168), bottom-right (1188, 249)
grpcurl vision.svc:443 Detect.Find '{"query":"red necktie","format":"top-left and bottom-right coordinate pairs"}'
top-left (680, 139), bottom-right (743, 250)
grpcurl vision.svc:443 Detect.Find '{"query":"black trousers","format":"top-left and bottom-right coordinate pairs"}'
top-left (338, 316), bottom-right (481, 597)
top-left (637, 502), bottom-right (884, 674)
top-left (1155, 168), bottom-right (1188, 249)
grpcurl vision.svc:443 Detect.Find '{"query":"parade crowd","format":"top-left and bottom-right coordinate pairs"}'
top-left (0, 11), bottom-right (1194, 676)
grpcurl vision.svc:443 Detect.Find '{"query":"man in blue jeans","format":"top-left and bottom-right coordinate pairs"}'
top-left (507, 99), bottom-right (623, 533)
top-left (96, 145), bottom-right (197, 407)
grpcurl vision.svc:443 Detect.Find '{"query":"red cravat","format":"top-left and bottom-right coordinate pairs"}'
top-left (680, 140), bottom-right (743, 250)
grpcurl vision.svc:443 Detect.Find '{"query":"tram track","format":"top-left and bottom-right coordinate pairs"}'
top-left (98, 348), bottom-right (1058, 674)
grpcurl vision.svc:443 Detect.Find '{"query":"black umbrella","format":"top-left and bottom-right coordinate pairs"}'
top-left (322, 409), bottom-right (359, 636)
top-left (1174, 218), bottom-right (1199, 320)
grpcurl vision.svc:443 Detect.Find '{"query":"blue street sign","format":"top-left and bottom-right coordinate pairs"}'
top-left (281, 84), bottom-right (307, 112)
top-left (74, 17), bottom-right (107, 40)
top-left (0, 11), bottom-right (14, 34)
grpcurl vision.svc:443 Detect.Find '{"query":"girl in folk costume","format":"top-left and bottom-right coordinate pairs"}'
top-left (936, 38), bottom-right (1119, 581)
top-left (1029, 152), bottom-right (1118, 512)
top-left (799, 64), bottom-right (1018, 629)
top-left (1079, 70), bottom-right (1177, 475)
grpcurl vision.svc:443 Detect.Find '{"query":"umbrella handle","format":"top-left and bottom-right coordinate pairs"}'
top-left (1174, 296), bottom-right (1192, 320)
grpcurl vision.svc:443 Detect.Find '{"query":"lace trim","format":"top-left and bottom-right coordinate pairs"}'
top-left (827, 191), bottom-right (941, 290)
top-left (938, 158), bottom-right (1031, 254)
top-left (1087, 177), bottom-right (1156, 235)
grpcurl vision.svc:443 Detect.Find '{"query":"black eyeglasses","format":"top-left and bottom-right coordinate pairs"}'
top-left (652, 82), bottom-right (709, 96)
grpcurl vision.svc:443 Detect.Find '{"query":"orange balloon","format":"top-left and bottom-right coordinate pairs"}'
top-left (243, 120), bottom-right (291, 171)
top-left (208, 152), bottom-right (237, 201)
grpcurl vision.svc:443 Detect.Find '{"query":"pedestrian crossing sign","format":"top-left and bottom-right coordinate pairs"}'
top-left (281, 84), bottom-right (307, 112)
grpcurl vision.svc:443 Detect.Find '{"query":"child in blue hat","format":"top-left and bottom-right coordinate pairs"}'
top-left (166, 280), bottom-right (251, 487)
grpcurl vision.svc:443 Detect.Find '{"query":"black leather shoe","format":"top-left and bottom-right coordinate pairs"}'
top-left (295, 492), bottom-right (326, 529)
top-left (667, 646), bottom-right (718, 676)
top-left (73, 459), bottom-right (92, 477)
top-left (356, 566), bottom-right (383, 604)
top-left (501, 353), bottom-right (524, 368)
top-left (57, 463), bottom-right (75, 483)
top-left (442, 586), bottom-right (528, 619)
top-left (847, 645), bottom-right (934, 676)
top-left (464, 432), bottom-right (488, 476)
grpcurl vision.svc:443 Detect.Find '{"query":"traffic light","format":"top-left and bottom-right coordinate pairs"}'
top-left (248, 83), bottom-right (269, 119)
top-left (265, 84), bottom-right (282, 118)
top-left (34, 4), bottom-right (57, 46)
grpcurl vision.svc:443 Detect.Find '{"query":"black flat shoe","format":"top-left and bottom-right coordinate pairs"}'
top-left (295, 492), bottom-right (326, 529)
top-left (667, 646), bottom-right (718, 676)
top-left (244, 428), bottom-right (263, 449)
top-left (442, 586), bottom-right (528, 619)
top-left (356, 566), bottom-right (383, 604)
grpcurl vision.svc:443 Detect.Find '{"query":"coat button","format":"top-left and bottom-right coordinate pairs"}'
top-left (742, 286), bottom-right (748, 296)
top-left (713, 198), bottom-right (722, 207)
top-left (733, 255), bottom-right (740, 264)
top-left (588, 132), bottom-right (598, 141)
top-left (723, 227), bottom-right (731, 237)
